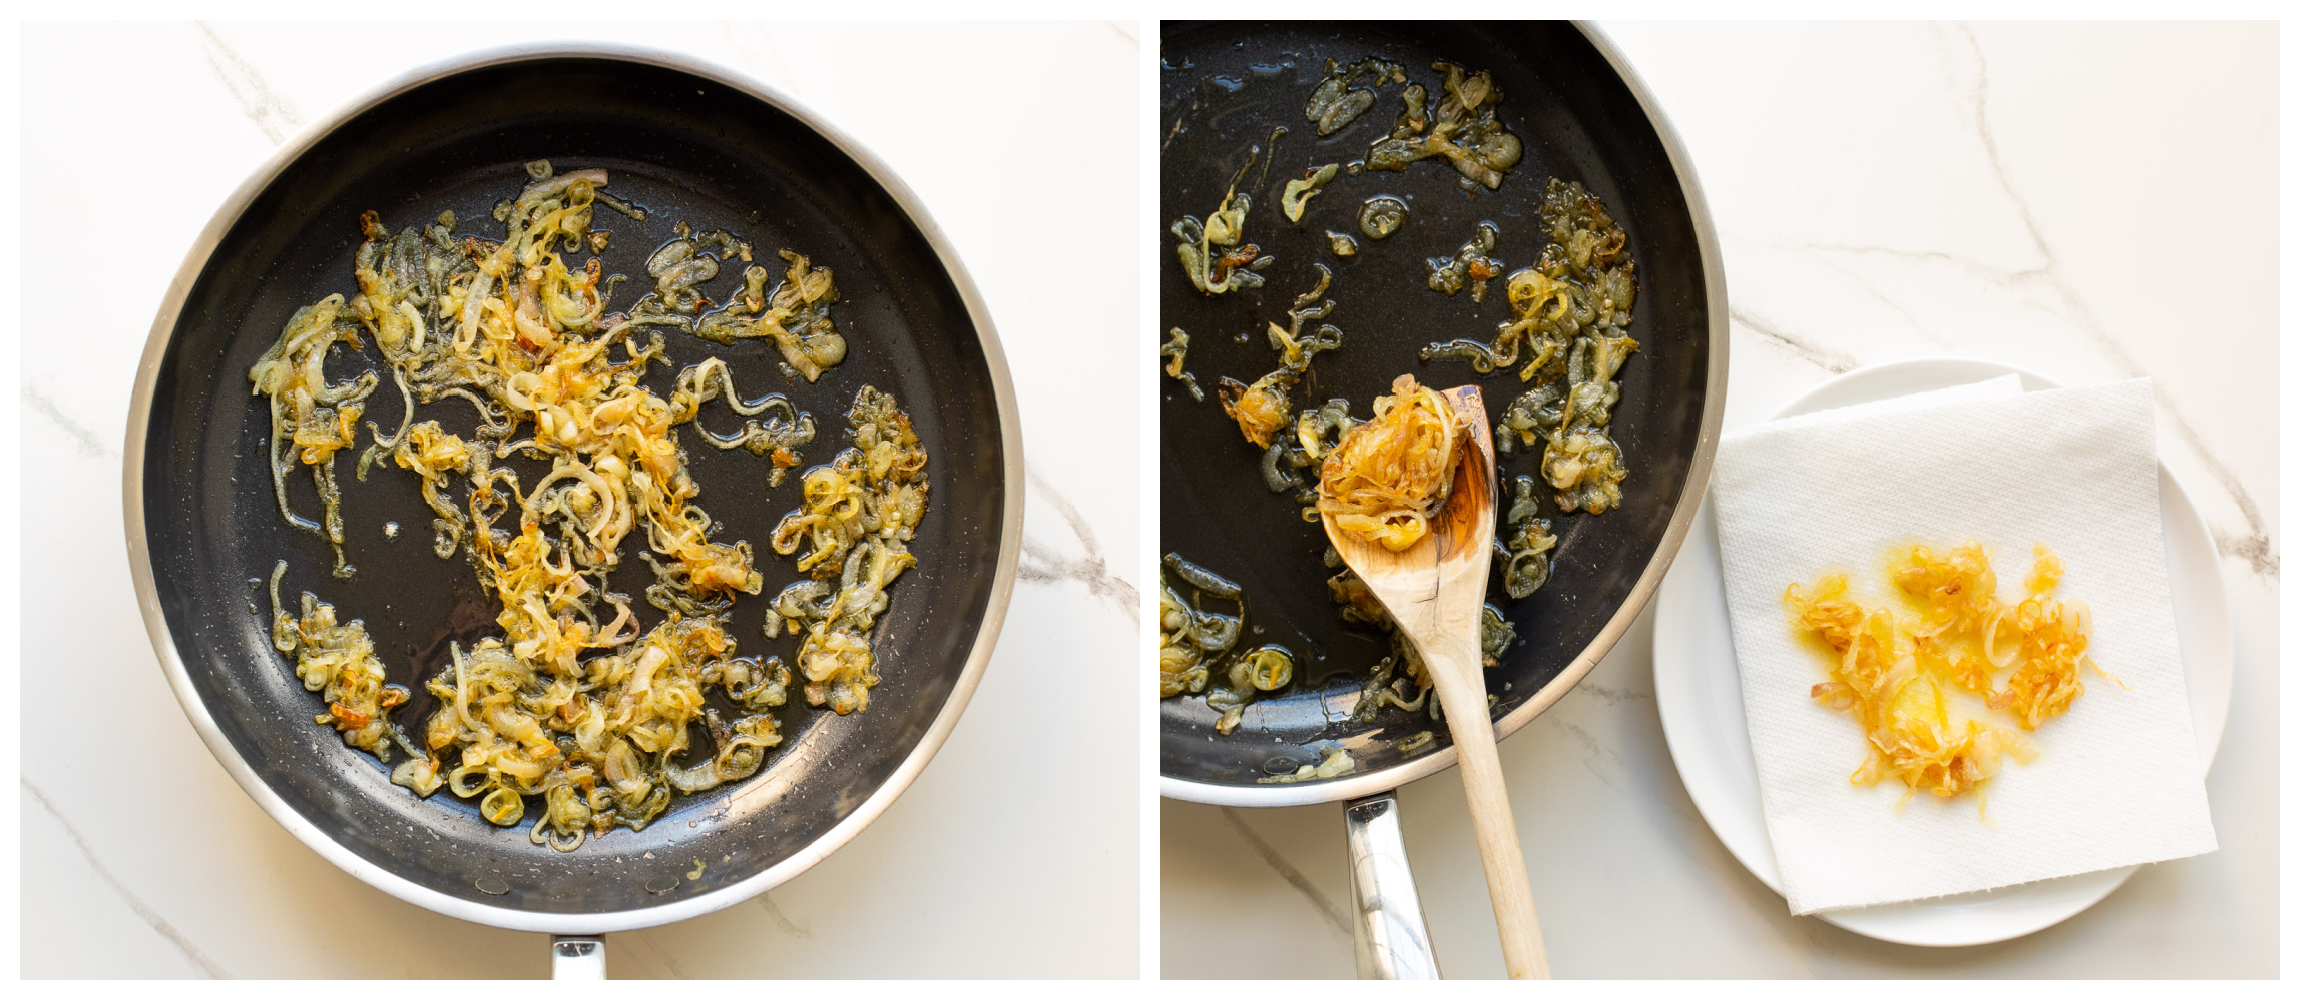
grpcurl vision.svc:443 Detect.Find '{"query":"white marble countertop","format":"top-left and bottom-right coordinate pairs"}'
top-left (20, 20), bottom-right (1141, 978)
top-left (1159, 21), bottom-right (2279, 978)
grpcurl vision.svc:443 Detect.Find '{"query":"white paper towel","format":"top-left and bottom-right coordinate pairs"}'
top-left (1711, 377), bottom-right (2218, 915)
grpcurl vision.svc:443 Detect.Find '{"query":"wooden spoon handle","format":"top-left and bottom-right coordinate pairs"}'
top-left (1432, 664), bottom-right (1550, 980)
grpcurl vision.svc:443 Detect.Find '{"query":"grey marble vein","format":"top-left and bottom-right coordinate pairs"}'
top-left (1797, 24), bottom-right (2277, 579)
top-left (1549, 718), bottom-right (1622, 790)
top-left (1788, 241), bottom-right (1990, 279)
top-left (1220, 806), bottom-right (1351, 939)
top-left (1728, 306), bottom-right (1858, 374)
top-left (756, 891), bottom-right (813, 938)
top-left (1018, 467), bottom-right (1141, 621)
top-left (1571, 680), bottom-right (1653, 707)
top-left (1792, 238), bottom-right (2280, 578)
top-left (195, 22), bottom-right (300, 145)
top-left (2210, 529), bottom-right (2277, 579)
top-left (24, 382), bottom-right (116, 460)
top-left (624, 928), bottom-right (694, 979)
top-left (23, 778), bottom-right (231, 979)
top-left (1800, 249), bottom-right (1948, 347)
top-left (1957, 22), bottom-right (2288, 580)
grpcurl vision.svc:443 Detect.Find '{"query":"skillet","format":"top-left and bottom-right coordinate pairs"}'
top-left (1158, 21), bottom-right (1726, 975)
top-left (124, 44), bottom-right (1022, 962)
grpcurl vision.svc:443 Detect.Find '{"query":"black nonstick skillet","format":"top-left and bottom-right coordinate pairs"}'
top-left (1158, 21), bottom-right (1726, 977)
top-left (126, 44), bottom-right (1022, 969)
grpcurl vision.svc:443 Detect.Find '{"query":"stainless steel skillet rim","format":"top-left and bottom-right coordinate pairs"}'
top-left (121, 41), bottom-right (1025, 934)
top-left (1160, 21), bottom-right (1730, 808)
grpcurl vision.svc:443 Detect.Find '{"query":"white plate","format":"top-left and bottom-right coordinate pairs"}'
top-left (1651, 358), bottom-right (2233, 947)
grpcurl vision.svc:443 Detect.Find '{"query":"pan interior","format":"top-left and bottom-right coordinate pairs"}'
top-left (141, 57), bottom-right (1006, 915)
top-left (1158, 23), bottom-right (1711, 790)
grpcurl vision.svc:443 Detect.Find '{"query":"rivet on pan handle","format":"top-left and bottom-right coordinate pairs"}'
top-left (552, 935), bottom-right (606, 980)
top-left (1344, 792), bottom-right (1440, 979)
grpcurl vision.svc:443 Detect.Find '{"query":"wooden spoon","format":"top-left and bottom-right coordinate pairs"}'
top-left (1322, 384), bottom-right (1550, 980)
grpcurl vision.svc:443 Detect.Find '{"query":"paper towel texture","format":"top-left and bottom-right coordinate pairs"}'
top-left (1712, 377), bottom-right (2217, 914)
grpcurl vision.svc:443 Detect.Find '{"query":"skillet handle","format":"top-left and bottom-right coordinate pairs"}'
top-left (1344, 792), bottom-right (1441, 979)
top-left (552, 934), bottom-right (606, 979)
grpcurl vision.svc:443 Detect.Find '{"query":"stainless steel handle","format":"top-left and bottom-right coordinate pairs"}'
top-left (552, 934), bottom-right (606, 979)
top-left (1344, 792), bottom-right (1441, 979)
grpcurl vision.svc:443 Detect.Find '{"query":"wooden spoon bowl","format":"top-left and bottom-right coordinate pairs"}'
top-left (1322, 384), bottom-right (1551, 980)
